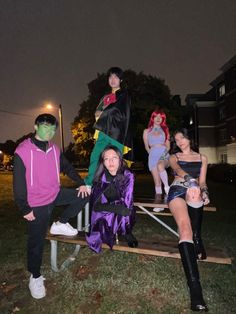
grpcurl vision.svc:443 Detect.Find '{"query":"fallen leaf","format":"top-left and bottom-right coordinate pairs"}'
top-left (1, 283), bottom-right (18, 294)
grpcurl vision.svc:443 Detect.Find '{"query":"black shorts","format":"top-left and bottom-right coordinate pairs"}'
top-left (167, 184), bottom-right (187, 204)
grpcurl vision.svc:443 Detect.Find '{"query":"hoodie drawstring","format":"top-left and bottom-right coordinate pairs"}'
top-left (53, 146), bottom-right (60, 183)
top-left (30, 149), bottom-right (33, 186)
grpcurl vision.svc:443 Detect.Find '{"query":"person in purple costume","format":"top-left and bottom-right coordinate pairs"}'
top-left (86, 145), bottom-right (138, 253)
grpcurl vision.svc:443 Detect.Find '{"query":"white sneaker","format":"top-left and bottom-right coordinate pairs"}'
top-left (50, 221), bottom-right (78, 237)
top-left (29, 275), bottom-right (46, 299)
top-left (50, 221), bottom-right (78, 236)
top-left (153, 207), bottom-right (165, 213)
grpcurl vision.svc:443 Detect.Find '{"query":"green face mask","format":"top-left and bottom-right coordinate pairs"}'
top-left (36, 123), bottom-right (56, 141)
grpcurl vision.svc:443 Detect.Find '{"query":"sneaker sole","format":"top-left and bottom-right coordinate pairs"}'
top-left (29, 288), bottom-right (46, 299)
top-left (153, 208), bottom-right (164, 213)
top-left (50, 231), bottom-right (78, 236)
top-left (30, 292), bottom-right (46, 299)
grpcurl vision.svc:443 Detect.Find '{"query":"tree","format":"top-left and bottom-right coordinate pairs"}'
top-left (64, 142), bottom-right (76, 163)
top-left (71, 117), bottom-right (95, 166)
top-left (0, 140), bottom-right (17, 156)
top-left (72, 70), bottom-right (183, 165)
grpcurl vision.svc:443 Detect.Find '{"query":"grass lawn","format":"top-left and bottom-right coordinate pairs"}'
top-left (0, 172), bottom-right (236, 314)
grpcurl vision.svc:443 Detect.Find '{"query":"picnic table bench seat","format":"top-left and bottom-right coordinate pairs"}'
top-left (46, 199), bottom-right (230, 272)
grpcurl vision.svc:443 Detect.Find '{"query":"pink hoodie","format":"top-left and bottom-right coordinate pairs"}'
top-left (15, 138), bottom-right (60, 207)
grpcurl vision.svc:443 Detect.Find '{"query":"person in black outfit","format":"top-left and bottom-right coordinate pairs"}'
top-left (167, 128), bottom-right (209, 312)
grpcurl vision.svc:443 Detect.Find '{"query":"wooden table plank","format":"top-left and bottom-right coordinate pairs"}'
top-left (134, 199), bottom-right (216, 211)
top-left (46, 234), bottom-right (231, 265)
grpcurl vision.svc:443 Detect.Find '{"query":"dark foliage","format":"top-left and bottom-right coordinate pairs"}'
top-left (72, 70), bottom-right (184, 164)
top-left (207, 163), bottom-right (236, 185)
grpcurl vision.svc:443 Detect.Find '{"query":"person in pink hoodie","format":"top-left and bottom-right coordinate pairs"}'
top-left (13, 113), bottom-right (90, 299)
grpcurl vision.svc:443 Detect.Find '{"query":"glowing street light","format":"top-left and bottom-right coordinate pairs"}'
top-left (45, 103), bottom-right (65, 153)
top-left (46, 103), bottom-right (53, 110)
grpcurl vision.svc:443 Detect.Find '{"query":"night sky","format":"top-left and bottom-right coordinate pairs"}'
top-left (0, 0), bottom-right (236, 147)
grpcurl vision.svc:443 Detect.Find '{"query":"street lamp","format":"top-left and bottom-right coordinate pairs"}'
top-left (58, 104), bottom-right (65, 154)
top-left (45, 103), bottom-right (65, 153)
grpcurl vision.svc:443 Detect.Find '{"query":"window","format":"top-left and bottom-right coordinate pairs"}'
top-left (219, 84), bottom-right (225, 97)
top-left (219, 106), bottom-right (226, 120)
top-left (219, 128), bottom-right (227, 142)
top-left (220, 153), bottom-right (227, 163)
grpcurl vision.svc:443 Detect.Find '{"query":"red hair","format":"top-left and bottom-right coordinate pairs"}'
top-left (148, 110), bottom-right (170, 141)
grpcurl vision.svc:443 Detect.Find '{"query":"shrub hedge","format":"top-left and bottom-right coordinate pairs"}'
top-left (207, 163), bottom-right (236, 185)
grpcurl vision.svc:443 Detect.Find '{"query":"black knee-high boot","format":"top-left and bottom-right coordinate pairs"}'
top-left (188, 205), bottom-right (207, 260)
top-left (178, 242), bottom-right (208, 312)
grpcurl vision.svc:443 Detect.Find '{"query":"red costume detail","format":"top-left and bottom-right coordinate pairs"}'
top-left (103, 93), bottom-right (117, 107)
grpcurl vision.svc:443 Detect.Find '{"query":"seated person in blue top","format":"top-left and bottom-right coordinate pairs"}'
top-left (13, 114), bottom-right (90, 300)
top-left (167, 128), bottom-right (210, 312)
top-left (86, 145), bottom-right (137, 253)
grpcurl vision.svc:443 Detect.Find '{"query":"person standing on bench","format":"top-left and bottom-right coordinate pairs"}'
top-left (84, 66), bottom-right (132, 187)
top-left (13, 113), bottom-right (90, 300)
top-left (143, 109), bottom-right (170, 211)
top-left (167, 128), bottom-right (210, 312)
top-left (86, 145), bottom-right (138, 253)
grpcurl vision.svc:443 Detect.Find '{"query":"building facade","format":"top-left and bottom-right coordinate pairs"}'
top-left (186, 55), bottom-right (236, 164)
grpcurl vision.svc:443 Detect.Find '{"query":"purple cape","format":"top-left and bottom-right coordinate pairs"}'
top-left (86, 169), bottom-right (135, 253)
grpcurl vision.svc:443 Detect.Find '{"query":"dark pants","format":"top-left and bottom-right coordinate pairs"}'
top-left (27, 188), bottom-right (89, 277)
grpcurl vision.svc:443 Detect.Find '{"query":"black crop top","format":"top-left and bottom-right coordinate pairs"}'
top-left (174, 154), bottom-right (202, 179)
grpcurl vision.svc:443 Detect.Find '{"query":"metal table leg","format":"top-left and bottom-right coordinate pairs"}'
top-left (138, 205), bottom-right (179, 237)
top-left (50, 239), bottom-right (81, 272)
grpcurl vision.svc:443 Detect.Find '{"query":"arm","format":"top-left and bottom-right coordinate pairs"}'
top-left (143, 129), bottom-right (150, 153)
top-left (121, 171), bottom-right (134, 209)
top-left (198, 154), bottom-right (208, 188)
top-left (169, 155), bottom-right (200, 198)
top-left (169, 155), bottom-right (188, 179)
top-left (94, 203), bottom-right (130, 216)
top-left (60, 153), bottom-right (85, 187)
top-left (13, 154), bottom-right (34, 219)
top-left (95, 96), bottom-right (106, 121)
top-left (198, 154), bottom-right (210, 204)
top-left (165, 139), bottom-right (170, 152)
top-left (60, 153), bottom-right (90, 197)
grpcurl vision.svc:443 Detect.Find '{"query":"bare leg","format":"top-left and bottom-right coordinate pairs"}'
top-left (169, 198), bottom-right (208, 312)
top-left (151, 167), bottom-right (161, 189)
top-left (169, 198), bottom-right (192, 241)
